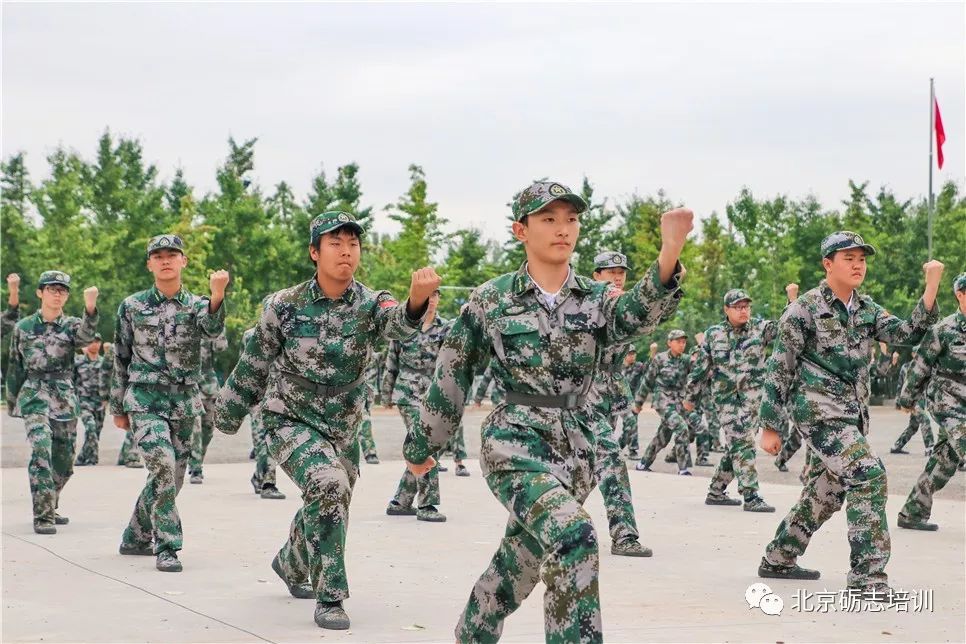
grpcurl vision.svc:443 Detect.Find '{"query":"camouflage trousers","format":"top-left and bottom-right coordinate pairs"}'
top-left (358, 393), bottom-right (378, 458)
top-left (75, 404), bottom-right (105, 465)
top-left (764, 419), bottom-right (890, 587)
top-left (775, 415), bottom-right (804, 467)
top-left (688, 409), bottom-right (711, 462)
top-left (892, 401), bottom-right (935, 452)
top-left (707, 399), bottom-right (760, 500)
top-left (392, 402), bottom-right (440, 509)
top-left (445, 424), bottom-right (468, 461)
top-left (25, 414), bottom-right (77, 523)
top-left (188, 394), bottom-right (216, 475)
top-left (122, 414), bottom-right (194, 553)
top-left (117, 428), bottom-right (141, 465)
top-left (640, 404), bottom-right (692, 470)
top-left (595, 415), bottom-right (640, 545)
top-left (457, 470), bottom-right (601, 644)
top-left (272, 423), bottom-right (359, 602)
top-left (899, 418), bottom-right (965, 523)
top-left (617, 408), bottom-right (640, 453)
top-left (251, 408), bottom-right (277, 489)
top-left (705, 404), bottom-right (723, 450)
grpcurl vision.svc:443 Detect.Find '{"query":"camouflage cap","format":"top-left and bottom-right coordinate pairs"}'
top-left (310, 211), bottom-right (364, 244)
top-left (511, 180), bottom-right (588, 221)
top-left (724, 288), bottom-right (753, 306)
top-left (38, 270), bottom-right (71, 289)
top-left (146, 234), bottom-right (186, 257)
top-left (93, 332), bottom-right (102, 341)
top-left (821, 230), bottom-right (876, 258)
top-left (593, 251), bottom-right (630, 271)
top-left (667, 329), bottom-right (687, 341)
top-left (954, 272), bottom-right (966, 293)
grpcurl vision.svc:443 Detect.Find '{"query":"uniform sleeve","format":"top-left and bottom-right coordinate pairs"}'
top-left (195, 296), bottom-right (226, 338)
top-left (762, 317), bottom-right (779, 347)
top-left (6, 324), bottom-right (25, 408)
top-left (1, 305), bottom-right (19, 334)
top-left (873, 298), bottom-right (939, 348)
top-left (404, 296), bottom-right (489, 464)
top-left (472, 364), bottom-right (493, 404)
top-left (634, 357), bottom-right (659, 408)
top-left (214, 297), bottom-right (282, 434)
top-left (98, 355), bottom-right (111, 399)
top-left (602, 261), bottom-right (684, 346)
top-left (684, 337), bottom-right (714, 407)
top-left (372, 291), bottom-right (423, 341)
top-left (109, 302), bottom-right (134, 416)
top-left (896, 327), bottom-right (942, 409)
top-left (213, 329), bottom-right (229, 352)
top-left (381, 340), bottom-right (401, 402)
top-left (759, 301), bottom-right (811, 430)
top-left (73, 308), bottom-right (99, 348)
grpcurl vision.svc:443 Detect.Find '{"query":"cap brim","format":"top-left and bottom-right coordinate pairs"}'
top-left (595, 263), bottom-right (629, 271)
top-left (526, 194), bottom-right (588, 218)
top-left (42, 281), bottom-right (71, 289)
top-left (313, 221), bottom-right (365, 243)
top-left (727, 297), bottom-right (753, 305)
top-left (147, 247), bottom-right (185, 256)
top-left (825, 243), bottom-right (876, 257)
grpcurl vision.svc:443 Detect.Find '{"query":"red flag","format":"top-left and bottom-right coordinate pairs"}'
top-left (935, 97), bottom-right (945, 169)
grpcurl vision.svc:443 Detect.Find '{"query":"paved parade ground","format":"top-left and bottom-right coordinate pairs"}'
top-left (2, 405), bottom-right (964, 643)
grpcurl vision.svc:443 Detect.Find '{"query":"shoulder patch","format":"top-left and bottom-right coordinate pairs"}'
top-left (377, 292), bottom-right (398, 309)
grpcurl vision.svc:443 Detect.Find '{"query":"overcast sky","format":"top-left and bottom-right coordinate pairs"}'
top-left (3, 2), bottom-right (964, 241)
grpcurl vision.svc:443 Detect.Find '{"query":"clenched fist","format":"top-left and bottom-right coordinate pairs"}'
top-left (760, 427), bottom-right (782, 456)
top-left (83, 286), bottom-right (99, 314)
top-left (409, 267), bottom-right (442, 310)
top-left (785, 283), bottom-right (799, 301)
top-left (406, 456), bottom-right (437, 478)
top-left (660, 208), bottom-right (694, 254)
top-left (210, 270), bottom-right (230, 297)
top-left (923, 260), bottom-right (945, 287)
top-left (6, 273), bottom-right (20, 289)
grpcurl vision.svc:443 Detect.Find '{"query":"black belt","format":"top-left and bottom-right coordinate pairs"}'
top-left (134, 382), bottom-right (196, 393)
top-left (505, 391), bottom-right (588, 409)
top-left (27, 370), bottom-right (71, 381)
top-left (282, 371), bottom-right (366, 396)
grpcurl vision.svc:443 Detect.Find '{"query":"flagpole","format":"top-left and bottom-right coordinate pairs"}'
top-left (928, 77), bottom-right (934, 260)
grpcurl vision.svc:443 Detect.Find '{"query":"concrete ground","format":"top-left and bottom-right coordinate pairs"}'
top-left (2, 405), bottom-right (963, 643)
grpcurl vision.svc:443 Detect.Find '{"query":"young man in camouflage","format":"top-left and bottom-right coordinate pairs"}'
top-left (896, 272), bottom-right (966, 531)
top-left (2, 273), bottom-right (20, 333)
top-left (188, 330), bottom-right (228, 484)
top-left (242, 326), bottom-right (285, 500)
top-left (383, 289), bottom-right (453, 521)
top-left (6, 271), bottom-right (100, 534)
top-left (73, 334), bottom-right (109, 466)
top-left (587, 250), bottom-right (652, 557)
top-left (214, 211), bottom-right (440, 630)
top-left (758, 231), bottom-right (943, 598)
top-left (889, 359), bottom-right (935, 455)
top-left (404, 180), bottom-right (690, 643)
top-left (359, 348), bottom-right (383, 464)
top-left (111, 234), bottom-right (229, 573)
top-left (684, 288), bottom-right (781, 512)
top-left (632, 330), bottom-right (696, 475)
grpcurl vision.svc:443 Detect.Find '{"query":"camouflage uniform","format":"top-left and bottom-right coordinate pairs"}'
top-left (2, 304), bottom-right (20, 334)
top-left (686, 345), bottom-right (714, 464)
top-left (758, 232), bottom-right (938, 588)
top-left (241, 328), bottom-right (279, 492)
top-left (112, 236), bottom-right (226, 556)
top-left (383, 316), bottom-right (457, 512)
top-left (633, 340), bottom-right (694, 471)
top-left (897, 288), bottom-right (965, 526)
top-left (686, 294), bottom-right (776, 503)
top-left (404, 178), bottom-right (683, 644)
top-left (188, 331), bottom-right (228, 478)
top-left (6, 271), bottom-right (98, 527)
top-left (214, 211), bottom-right (423, 606)
top-left (73, 344), bottom-right (110, 465)
top-left (619, 360), bottom-right (646, 454)
top-left (891, 362), bottom-right (935, 453)
top-left (472, 362), bottom-right (505, 405)
top-left (109, 342), bottom-right (142, 467)
top-left (358, 349), bottom-right (382, 461)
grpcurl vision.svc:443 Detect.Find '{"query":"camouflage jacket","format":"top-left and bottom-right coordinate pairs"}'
top-left (110, 285), bottom-right (226, 418)
top-left (404, 260), bottom-right (682, 469)
top-left (684, 317), bottom-right (777, 408)
top-left (382, 316), bottom-right (452, 405)
top-left (2, 305), bottom-right (20, 335)
top-left (6, 309), bottom-right (99, 420)
top-left (73, 352), bottom-right (109, 409)
top-left (588, 339), bottom-right (635, 416)
top-left (633, 350), bottom-right (690, 414)
top-left (199, 331), bottom-right (229, 397)
top-left (625, 360), bottom-right (647, 395)
top-left (759, 280), bottom-right (938, 432)
top-left (897, 311), bottom-right (966, 430)
top-left (214, 277), bottom-right (422, 461)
